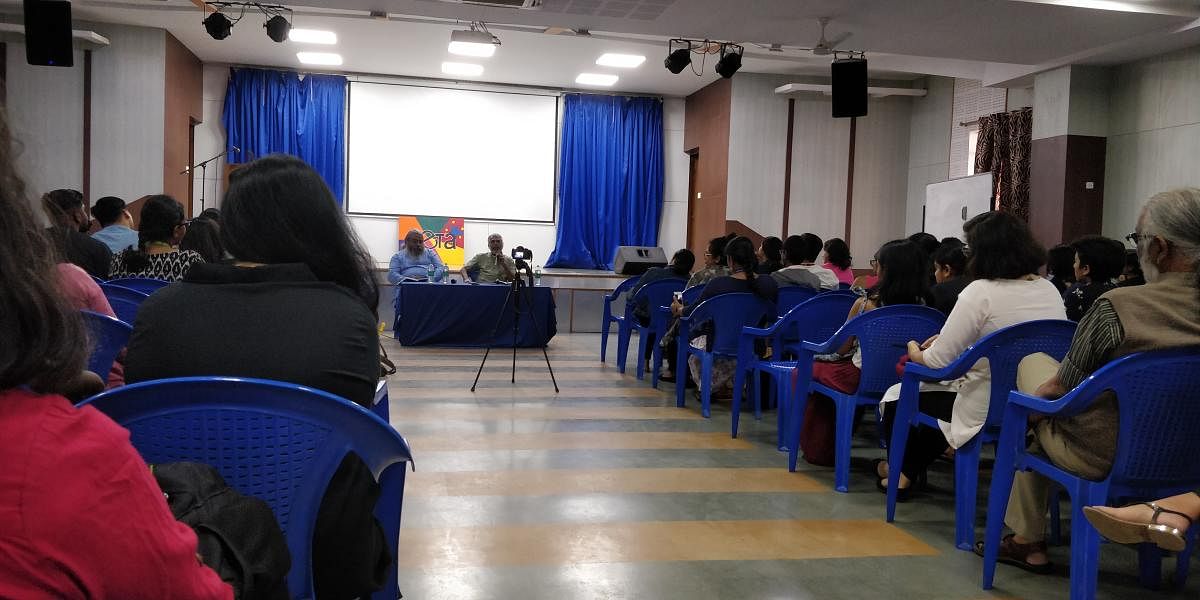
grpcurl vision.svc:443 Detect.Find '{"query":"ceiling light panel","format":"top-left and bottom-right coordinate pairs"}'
top-left (296, 52), bottom-right (342, 66)
top-left (289, 29), bottom-right (337, 44)
top-left (596, 53), bottom-right (646, 68)
top-left (576, 73), bottom-right (618, 86)
top-left (448, 41), bottom-right (497, 57)
top-left (442, 62), bottom-right (484, 76)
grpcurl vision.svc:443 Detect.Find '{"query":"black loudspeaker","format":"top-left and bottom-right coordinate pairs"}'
top-left (613, 246), bottom-right (667, 276)
top-left (24, 0), bottom-right (74, 67)
top-left (831, 57), bottom-right (867, 118)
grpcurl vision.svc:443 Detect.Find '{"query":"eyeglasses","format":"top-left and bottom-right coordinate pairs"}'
top-left (1125, 232), bottom-right (1151, 245)
top-left (869, 258), bottom-right (879, 268)
top-left (961, 245), bottom-right (973, 258)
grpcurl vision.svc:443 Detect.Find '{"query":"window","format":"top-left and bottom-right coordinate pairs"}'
top-left (966, 127), bottom-right (980, 175)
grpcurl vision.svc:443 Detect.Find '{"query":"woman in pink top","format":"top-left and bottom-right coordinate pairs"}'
top-left (56, 262), bottom-right (125, 387)
top-left (822, 238), bottom-right (856, 286)
top-left (0, 112), bottom-right (229, 599)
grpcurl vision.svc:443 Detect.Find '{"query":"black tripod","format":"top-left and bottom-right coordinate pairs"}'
top-left (470, 262), bottom-right (559, 393)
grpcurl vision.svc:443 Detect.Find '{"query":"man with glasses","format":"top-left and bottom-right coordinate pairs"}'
top-left (980, 188), bottom-right (1200, 574)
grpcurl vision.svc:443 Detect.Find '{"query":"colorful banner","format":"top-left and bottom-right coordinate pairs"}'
top-left (397, 215), bottom-right (465, 268)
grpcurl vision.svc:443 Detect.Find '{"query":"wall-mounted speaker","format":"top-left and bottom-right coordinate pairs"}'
top-left (831, 57), bottom-right (867, 118)
top-left (24, 0), bottom-right (74, 67)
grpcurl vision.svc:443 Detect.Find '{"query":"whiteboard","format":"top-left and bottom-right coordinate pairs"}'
top-left (346, 81), bottom-right (558, 222)
top-left (924, 173), bottom-right (993, 241)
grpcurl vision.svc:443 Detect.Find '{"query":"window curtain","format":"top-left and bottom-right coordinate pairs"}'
top-left (222, 68), bottom-right (347, 204)
top-left (546, 94), bottom-right (664, 270)
top-left (974, 107), bottom-right (1032, 221)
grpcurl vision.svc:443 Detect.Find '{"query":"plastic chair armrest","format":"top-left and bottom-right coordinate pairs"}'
top-left (1006, 388), bottom-right (1095, 418)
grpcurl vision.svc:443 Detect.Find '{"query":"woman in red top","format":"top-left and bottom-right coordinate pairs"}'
top-left (0, 112), bottom-right (229, 599)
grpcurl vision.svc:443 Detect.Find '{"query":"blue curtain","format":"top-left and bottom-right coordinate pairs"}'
top-left (547, 94), bottom-right (664, 270)
top-left (222, 68), bottom-right (347, 204)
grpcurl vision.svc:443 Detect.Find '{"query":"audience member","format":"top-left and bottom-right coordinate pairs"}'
top-left (686, 235), bottom-right (732, 288)
top-left (929, 239), bottom-right (970, 316)
top-left (1046, 244), bottom-right (1076, 294)
top-left (0, 110), bottom-right (229, 599)
top-left (1117, 248), bottom-right (1145, 287)
top-left (877, 212), bottom-right (1065, 498)
top-left (90, 195), bottom-right (138, 253)
top-left (822, 237), bottom-right (855, 286)
top-left (755, 236), bottom-right (784, 274)
top-left (389, 229), bottom-right (446, 282)
top-left (1063, 235), bottom-right (1125, 321)
top-left (124, 154), bottom-right (388, 599)
top-left (1084, 491), bottom-right (1199, 552)
top-left (56, 262), bottom-right (125, 388)
top-left (672, 237), bottom-right (778, 393)
top-left (773, 233), bottom-right (837, 290)
top-left (179, 216), bottom-right (225, 264)
top-left (981, 188), bottom-right (1200, 574)
top-left (109, 195), bottom-right (204, 282)
top-left (43, 188), bottom-right (111, 279)
top-left (198, 207), bottom-right (221, 223)
top-left (628, 248), bottom-right (695, 326)
top-left (908, 231), bottom-right (940, 259)
top-left (799, 239), bottom-right (932, 466)
top-left (460, 233), bottom-right (516, 283)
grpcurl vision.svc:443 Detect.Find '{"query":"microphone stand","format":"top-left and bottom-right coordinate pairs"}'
top-left (181, 149), bottom-right (235, 214)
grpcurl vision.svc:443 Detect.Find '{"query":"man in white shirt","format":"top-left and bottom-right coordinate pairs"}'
top-left (771, 233), bottom-right (838, 290)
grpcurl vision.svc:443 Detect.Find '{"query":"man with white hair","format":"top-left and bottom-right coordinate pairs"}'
top-left (461, 233), bottom-right (516, 283)
top-left (979, 188), bottom-right (1200, 573)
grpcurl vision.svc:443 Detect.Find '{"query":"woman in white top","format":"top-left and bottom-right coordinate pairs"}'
top-left (877, 211), bottom-right (1066, 498)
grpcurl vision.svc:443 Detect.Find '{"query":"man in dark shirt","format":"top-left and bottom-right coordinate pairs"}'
top-left (627, 249), bottom-right (695, 325)
top-left (43, 189), bottom-right (111, 279)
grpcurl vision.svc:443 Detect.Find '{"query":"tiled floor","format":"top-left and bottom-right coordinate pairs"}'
top-left (385, 333), bottom-right (1195, 599)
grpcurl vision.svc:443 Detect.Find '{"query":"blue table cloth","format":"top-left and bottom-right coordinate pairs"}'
top-left (394, 282), bottom-right (556, 347)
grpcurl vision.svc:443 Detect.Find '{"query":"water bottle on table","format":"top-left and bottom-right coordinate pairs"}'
top-left (534, 265), bottom-right (542, 286)
top-left (425, 263), bottom-right (436, 282)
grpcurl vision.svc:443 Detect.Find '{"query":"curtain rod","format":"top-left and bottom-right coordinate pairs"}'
top-left (960, 119), bottom-right (979, 127)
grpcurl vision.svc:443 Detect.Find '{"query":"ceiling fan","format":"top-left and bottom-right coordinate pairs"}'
top-left (801, 17), bottom-right (852, 56)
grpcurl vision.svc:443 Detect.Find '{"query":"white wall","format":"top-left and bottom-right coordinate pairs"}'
top-left (905, 76), bottom-right (953, 235)
top-left (1103, 45), bottom-right (1200, 238)
top-left (193, 64), bottom-right (229, 217)
top-left (658, 97), bottom-right (689, 255)
top-left (6, 44), bottom-right (84, 214)
top-left (787, 94), bottom-right (850, 243)
top-left (850, 96), bottom-right (913, 263)
top-left (87, 23), bottom-right (166, 201)
top-left (727, 73), bottom-right (790, 238)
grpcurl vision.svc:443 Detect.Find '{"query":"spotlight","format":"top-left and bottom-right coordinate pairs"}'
top-left (264, 14), bottom-right (291, 42)
top-left (203, 12), bottom-right (233, 40)
top-left (664, 46), bottom-right (691, 74)
top-left (715, 44), bottom-right (743, 78)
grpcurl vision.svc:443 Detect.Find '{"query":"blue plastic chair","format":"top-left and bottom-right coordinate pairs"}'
top-left (838, 282), bottom-right (853, 290)
top-left (81, 309), bottom-right (132, 376)
top-left (650, 285), bottom-right (704, 388)
top-left (886, 319), bottom-right (1076, 551)
top-left (600, 275), bottom-right (640, 363)
top-left (981, 348), bottom-right (1200, 600)
top-left (675, 293), bottom-right (775, 418)
top-left (732, 292), bottom-right (859, 441)
top-left (105, 277), bottom-right (170, 295)
top-left (79, 376), bottom-right (415, 600)
top-left (784, 304), bottom-right (945, 490)
top-left (617, 278), bottom-right (687, 378)
top-left (373, 379), bottom-right (390, 422)
top-left (99, 283), bottom-right (150, 325)
top-left (776, 286), bottom-right (819, 315)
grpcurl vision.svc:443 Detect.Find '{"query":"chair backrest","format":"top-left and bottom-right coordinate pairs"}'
top-left (787, 292), bottom-right (860, 345)
top-left (972, 320), bottom-right (1077, 428)
top-left (78, 376), bottom-right (414, 598)
top-left (681, 284), bottom-right (704, 305)
top-left (628, 278), bottom-right (686, 319)
top-left (81, 309), bottom-right (132, 375)
top-left (844, 305), bottom-right (946, 395)
top-left (838, 282), bottom-right (852, 290)
top-left (776, 286), bottom-right (819, 314)
top-left (687, 293), bottom-right (776, 356)
top-left (611, 275), bottom-right (640, 300)
top-left (1072, 348), bottom-right (1200, 491)
top-left (99, 283), bottom-right (149, 325)
top-left (105, 277), bottom-right (170, 295)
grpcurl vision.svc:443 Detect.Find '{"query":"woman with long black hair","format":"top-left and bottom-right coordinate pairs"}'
top-left (124, 154), bottom-right (387, 599)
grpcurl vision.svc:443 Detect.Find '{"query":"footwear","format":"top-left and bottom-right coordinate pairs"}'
top-left (974, 535), bottom-right (1053, 575)
top-left (1083, 503), bottom-right (1192, 552)
top-left (659, 373), bottom-right (676, 383)
top-left (877, 476), bottom-right (911, 502)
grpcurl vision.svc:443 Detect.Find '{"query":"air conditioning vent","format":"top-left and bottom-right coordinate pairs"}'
top-left (432, 0), bottom-right (543, 8)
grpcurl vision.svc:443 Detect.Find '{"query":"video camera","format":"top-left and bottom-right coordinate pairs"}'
top-left (509, 246), bottom-right (534, 287)
top-left (511, 246), bottom-right (532, 263)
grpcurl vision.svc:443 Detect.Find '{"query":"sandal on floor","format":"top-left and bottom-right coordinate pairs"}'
top-left (973, 534), bottom-right (1053, 575)
top-left (1083, 503), bottom-right (1192, 552)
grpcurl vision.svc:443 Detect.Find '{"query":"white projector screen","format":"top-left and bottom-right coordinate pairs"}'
top-left (346, 81), bottom-right (558, 222)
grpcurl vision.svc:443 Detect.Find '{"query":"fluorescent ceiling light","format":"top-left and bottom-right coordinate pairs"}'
top-left (442, 61), bottom-right (484, 76)
top-left (596, 53), bottom-right (645, 68)
top-left (289, 29), bottom-right (337, 45)
top-left (449, 28), bottom-right (499, 57)
top-left (576, 73), bottom-right (618, 86)
top-left (296, 52), bottom-right (342, 66)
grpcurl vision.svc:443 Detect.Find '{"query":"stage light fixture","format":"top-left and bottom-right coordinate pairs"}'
top-left (203, 12), bottom-right (233, 40)
top-left (264, 14), bottom-right (291, 43)
top-left (715, 44), bottom-right (743, 78)
top-left (664, 44), bottom-right (691, 74)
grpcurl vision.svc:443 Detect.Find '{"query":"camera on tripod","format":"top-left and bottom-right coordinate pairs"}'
top-left (510, 245), bottom-right (533, 268)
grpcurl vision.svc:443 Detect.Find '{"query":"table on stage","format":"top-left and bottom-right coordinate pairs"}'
top-left (393, 281), bottom-right (557, 347)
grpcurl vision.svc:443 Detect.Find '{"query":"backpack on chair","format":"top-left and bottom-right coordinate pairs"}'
top-left (151, 462), bottom-right (292, 600)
